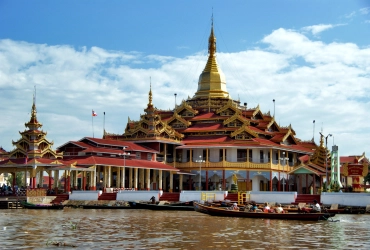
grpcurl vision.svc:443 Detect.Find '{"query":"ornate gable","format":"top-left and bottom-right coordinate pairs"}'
top-left (230, 125), bottom-right (259, 139)
top-left (223, 112), bottom-right (250, 127)
top-left (281, 127), bottom-right (298, 145)
top-left (216, 99), bottom-right (240, 116)
top-left (167, 112), bottom-right (191, 129)
top-left (176, 100), bottom-right (198, 117)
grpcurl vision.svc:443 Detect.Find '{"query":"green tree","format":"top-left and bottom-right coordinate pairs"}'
top-left (6, 172), bottom-right (24, 187)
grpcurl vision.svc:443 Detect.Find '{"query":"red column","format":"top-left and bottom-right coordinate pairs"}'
top-left (48, 173), bottom-right (52, 190)
top-left (82, 173), bottom-right (86, 191)
top-left (32, 177), bottom-right (36, 189)
top-left (67, 175), bottom-right (71, 192)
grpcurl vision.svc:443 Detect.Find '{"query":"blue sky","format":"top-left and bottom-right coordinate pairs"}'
top-left (0, 0), bottom-right (369, 156)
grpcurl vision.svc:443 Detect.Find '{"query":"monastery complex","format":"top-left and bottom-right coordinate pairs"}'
top-left (0, 22), bottom-right (368, 196)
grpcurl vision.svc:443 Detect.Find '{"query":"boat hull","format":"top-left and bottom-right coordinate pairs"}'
top-left (82, 205), bottom-right (133, 209)
top-left (194, 202), bottom-right (335, 221)
top-left (129, 201), bottom-right (194, 211)
top-left (21, 202), bottom-right (64, 210)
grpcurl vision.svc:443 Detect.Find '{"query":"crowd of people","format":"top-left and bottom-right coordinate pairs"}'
top-left (228, 200), bottom-right (322, 214)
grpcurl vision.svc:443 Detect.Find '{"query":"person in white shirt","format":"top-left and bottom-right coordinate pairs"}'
top-left (311, 200), bottom-right (321, 213)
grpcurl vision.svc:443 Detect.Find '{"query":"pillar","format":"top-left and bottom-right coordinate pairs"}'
top-left (270, 171), bottom-right (272, 191)
top-left (179, 174), bottom-right (183, 191)
top-left (121, 167), bottom-right (125, 189)
top-left (82, 172), bottom-right (86, 190)
top-left (146, 169), bottom-right (150, 191)
top-left (39, 170), bottom-right (44, 188)
top-left (129, 168), bottom-right (133, 189)
top-left (107, 166), bottom-right (112, 188)
top-left (116, 167), bottom-right (121, 188)
top-left (163, 172), bottom-right (167, 191)
top-left (73, 171), bottom-right (78, 190)
top-left (169, 171), bottom-right (173, 192)
top-left (134, 168), bottom-right (138, 190)
top-left (159, 170), bottom-right (163, 190)
top-left (48, 170), bottom-right (52, 190)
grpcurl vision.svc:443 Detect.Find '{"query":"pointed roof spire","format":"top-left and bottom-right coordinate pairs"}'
top-left (25, 86), bottom-right (42, 129)
top-left (149, 77), bottom-right (153, 107)
top-left (194, 15), bottom-right (229, 99)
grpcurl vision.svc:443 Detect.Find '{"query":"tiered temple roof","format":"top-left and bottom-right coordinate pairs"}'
top-left (104, 21), bottom-right (316, 156)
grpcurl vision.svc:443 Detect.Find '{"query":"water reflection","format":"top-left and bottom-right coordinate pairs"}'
top-left (1, 209), bottom-right (370, 249)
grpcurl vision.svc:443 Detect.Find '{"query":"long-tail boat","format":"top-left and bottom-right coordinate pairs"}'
top-left (128, 201), bottom-right (194, 211)
top-left (21, 201), bottom-right (64, 210)
top-left (194, 202), bottom-right (335, 221)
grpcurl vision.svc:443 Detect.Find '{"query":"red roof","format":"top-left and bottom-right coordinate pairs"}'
top-left (182, 135), bottom-right (233, 144)
top-left (183, 123), bottom-right (227, 132)
top-left (190, 112), bottom-right (224, 120)
top-left (61, 156), bottom-right (178, 171)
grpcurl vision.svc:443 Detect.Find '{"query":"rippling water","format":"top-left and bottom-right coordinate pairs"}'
top-left (1, 208), bottom-right (370, 249)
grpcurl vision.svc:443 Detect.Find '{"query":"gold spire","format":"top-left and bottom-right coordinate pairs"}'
top-left (25, 87), bottom-right (42, 129)
top-left (149, 79), bottom-right (153, 107)
top-left (194, 17), bottom-right (229, 99)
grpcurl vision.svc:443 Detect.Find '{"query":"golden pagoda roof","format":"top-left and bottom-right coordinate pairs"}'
top-left (193, 19), bottom-right (229, 99)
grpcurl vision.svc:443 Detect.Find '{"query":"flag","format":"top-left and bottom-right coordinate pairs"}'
top-left (92, 110), bottom-right (97, 117)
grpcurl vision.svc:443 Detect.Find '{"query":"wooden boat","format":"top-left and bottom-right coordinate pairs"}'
top-left (82, 204), bottom-right (133, 209)
top-left (286, 207), bottom-right (365, 214)
top-left (128, 201), bottom-right (194, 211)
top-left (194, 202), bottom-right (335, 221)
top-left (21, 201), bottom-right (64, 210)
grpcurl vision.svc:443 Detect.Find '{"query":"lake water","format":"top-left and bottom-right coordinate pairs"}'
top-left (1, 208), bottom-right (370, 249)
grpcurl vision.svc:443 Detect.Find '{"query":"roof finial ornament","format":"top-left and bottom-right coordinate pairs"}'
top-left (208, 12), bottom-right (216, 57)
top-left (31, 85), bottom-right (37, 120)
top-left (148, 77), bottom-right (153, 106)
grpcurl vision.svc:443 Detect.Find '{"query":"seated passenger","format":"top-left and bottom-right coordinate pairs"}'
top-left (251, 202), bottom-right (262, 212)
top-left (244, 203), bottom-right (253, 212)
top-left (263, 202), bottom-right (270, 213)
top-left (275, 203), bottom-right (284, 213)
top-left (230, 203), bottom-right (239, 211)
top-left (311, 200), bottom-right (321, 213)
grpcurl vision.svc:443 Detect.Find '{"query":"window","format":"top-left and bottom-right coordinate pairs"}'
top-left (136, 152), bottom-right (141, 159)
top-left (147, 153), bottom-right (152, 161)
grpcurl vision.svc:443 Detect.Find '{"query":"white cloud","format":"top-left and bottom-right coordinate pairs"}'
top-left (359, 7), bottom-right (370, 15)
top-left (0, 28), bottom-right (369, 157)
top-left (302, 24), bottom-right (335, 35)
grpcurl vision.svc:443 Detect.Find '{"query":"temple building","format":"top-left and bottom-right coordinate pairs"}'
top-left (1, 21), bottom-right (368, 195)
top-left (104, 21), bottom-right (329, 193)
top-left (0, 97), bottom-right (64, 190)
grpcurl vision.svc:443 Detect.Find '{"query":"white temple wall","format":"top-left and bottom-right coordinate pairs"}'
top-left (226, 148), bottom-right (237, 162)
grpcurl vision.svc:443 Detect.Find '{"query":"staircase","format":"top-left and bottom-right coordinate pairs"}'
top-left (98, 193), bottom-right (117, 201)
top-left (51, 194), bottom-right (69, 205)
top-left (159, 192), bottom-right (179, 202)
top-left (224, 193), bottom-right (238, 203)
top-left (292, 194), bottom-right (321, 205)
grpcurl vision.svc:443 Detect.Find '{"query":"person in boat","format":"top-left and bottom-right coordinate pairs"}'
top-left (229, 203), bottom-right (239, 210)
top-left (263, 202), bottom-right (270, 213)
top-left (275, 203), bottom-right (285, 213)
top-left (250, 202), bottom-right (262, 212)
top-left (244, 203), bottom-right (253, 212)
top-left (149, 196), bottom-right (156, 204)
top-left (311, 200), bottom-right (321, 213)
top-left (299, 200), bottom-right (321, 213)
